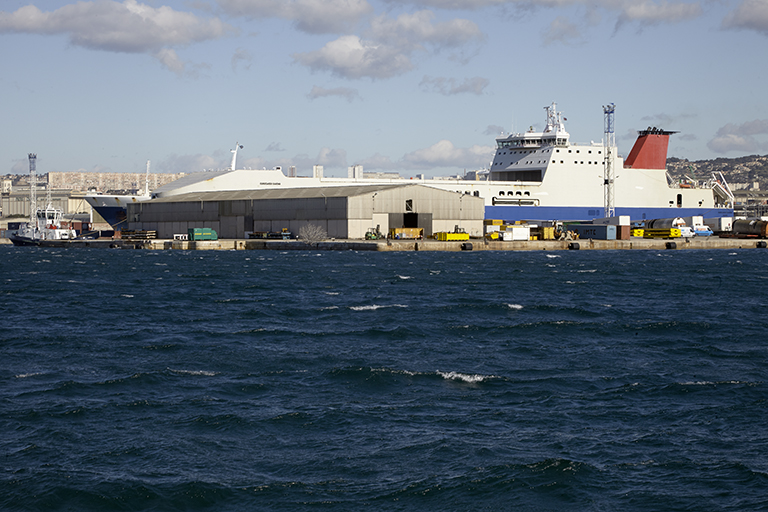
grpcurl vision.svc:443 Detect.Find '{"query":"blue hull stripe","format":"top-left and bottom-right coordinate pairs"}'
top-left (484, 205), bottom-right (734, 223)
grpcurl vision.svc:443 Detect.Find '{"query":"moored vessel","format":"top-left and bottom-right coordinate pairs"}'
top-left (148, 104), bottom-right (733, 222)
top-left (83, 160), bottom-right (152, 232)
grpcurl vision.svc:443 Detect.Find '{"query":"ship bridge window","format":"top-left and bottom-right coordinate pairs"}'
top-left (524, 191), bottom-right (530, 196)
top-left (516, 191), bottom-right (522, 196)
top-left (474, 191), bottom-right (480, 197)
top-left (499, 191), bottom-right (505, 196)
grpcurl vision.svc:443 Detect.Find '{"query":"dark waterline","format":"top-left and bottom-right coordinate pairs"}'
top-left (2, 247), bottom-right (767, 511)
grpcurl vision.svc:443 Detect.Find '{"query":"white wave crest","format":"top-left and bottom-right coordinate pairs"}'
top-left (15, 372), bottom-right (43, 378)
top-left (437, 371), bottom-right (493, 383)
top-left (350, 304), bottom-right (408, 311)
top-left (397, 275), bottom-right (412, 280)
top-left (168, 368), bottom-right (217, 376)
top-left (680, 380), bottom-right (749, 386)
top-left (507, 304), bottom-right (523, 310)
top-left (546, 254), bottom-right (560, 258)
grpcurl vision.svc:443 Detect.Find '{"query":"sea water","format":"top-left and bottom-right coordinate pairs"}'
top-left (2, 246), bottom-right (767, 511)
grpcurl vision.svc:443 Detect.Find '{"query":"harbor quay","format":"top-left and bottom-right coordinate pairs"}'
top-left (32, 236), bottom-right (764, 252)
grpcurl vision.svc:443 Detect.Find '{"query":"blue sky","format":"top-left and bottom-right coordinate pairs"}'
top-left (1, 0), bottom-right (767, 178)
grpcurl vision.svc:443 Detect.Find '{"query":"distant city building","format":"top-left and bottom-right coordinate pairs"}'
top-left (348, 165), bottom-right (363, 179)
top-left (1, 187), bottom-right (80, 217)
top-left (362, 171), bottom-right (403, 180)
top-left (48, 171), bottom-right (185, 193)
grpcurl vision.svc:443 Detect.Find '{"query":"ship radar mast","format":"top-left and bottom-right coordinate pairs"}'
top-left (543, 102), bottom-right (567, 134)
top-left (230, 142), bottom-right (243, 171)
top-left (603, 103), bottom-right (616, 218)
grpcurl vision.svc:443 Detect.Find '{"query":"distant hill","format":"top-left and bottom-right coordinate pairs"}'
top-left (667, 154), bottom-right (768, 189)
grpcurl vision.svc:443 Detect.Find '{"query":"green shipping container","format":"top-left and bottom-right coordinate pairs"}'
top-left (188, 228), bottom-right (218, 241)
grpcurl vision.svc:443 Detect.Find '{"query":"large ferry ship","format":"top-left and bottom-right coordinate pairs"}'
top-left (83, 161), bottom-right (152, 232)
top-left (145, 104), bottom-right (734, 223)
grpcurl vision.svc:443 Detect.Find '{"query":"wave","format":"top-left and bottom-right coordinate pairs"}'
top-left (349, 304), bottom-right (408, 311)
top-left (167, 368), bottom-right (218, 377)
top-left (437, 370), bottom-right (496, 383)
top-left (329, 366), bottom-right (498, 387)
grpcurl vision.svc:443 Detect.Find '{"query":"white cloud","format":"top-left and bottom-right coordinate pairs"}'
top-left (384, 0), bottom-right (703, 31)
top-left (707, 119), bottom-right (768, 153)
top-left (420, 75), bottom-right (489, 95)
top-left (402, 139), bottom-right (495, 168)
top-left (368, 10), bottom-right (483, 48)
top-left (293, 35), bottom-right (413, 79)
top-left (307, 85), bottom-right (361, 102)
top-left (723, 0), bottom-right (768, 36)
top-left (216, 0), bottom-right (373, 34)
top-left (153, 48), bottom-right (186, 75)
top-left (293, 11), bottom-right (482, 79)
top-left (0, 1), bottom-right (234, 74)
top-left (616, 0), bottom-right (701, 27)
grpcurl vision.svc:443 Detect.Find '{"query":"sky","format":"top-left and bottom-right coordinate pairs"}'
top-left (1, 0), bottom-right (767, 178)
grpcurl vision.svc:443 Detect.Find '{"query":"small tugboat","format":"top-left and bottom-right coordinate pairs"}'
top-left (9, 202), bottom-right (77, 246)
top-left (9, 152), bottom-right (77, 247)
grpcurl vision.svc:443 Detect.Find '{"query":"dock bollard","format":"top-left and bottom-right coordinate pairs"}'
top-left (461, 242), bottom-right (473, 251)
top-left (568, 242), bottom-right (580, 250)
top-left (757, 241), bottom-right (767, 249)
top-left (666, 241), bottom-right (677, 250)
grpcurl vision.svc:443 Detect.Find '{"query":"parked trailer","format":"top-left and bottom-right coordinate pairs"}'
top-left (435, 232), bottom-right (470, 241)
top-left (643, 228), bottom-right (682, 239)
top-left (390, 227), bottom-right (423, 240)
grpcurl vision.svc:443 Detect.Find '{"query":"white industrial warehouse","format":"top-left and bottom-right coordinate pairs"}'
top-left (125, 184), bottom-right (485, 239)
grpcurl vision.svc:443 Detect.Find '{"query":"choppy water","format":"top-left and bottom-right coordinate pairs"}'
top-left (2, 246), bottom-right (767, 511)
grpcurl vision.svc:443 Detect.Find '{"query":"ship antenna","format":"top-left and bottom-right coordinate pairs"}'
top-left (230, 142), bottom-right (243, 171)
top-left (603, 103), bottom-right (616, 218)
